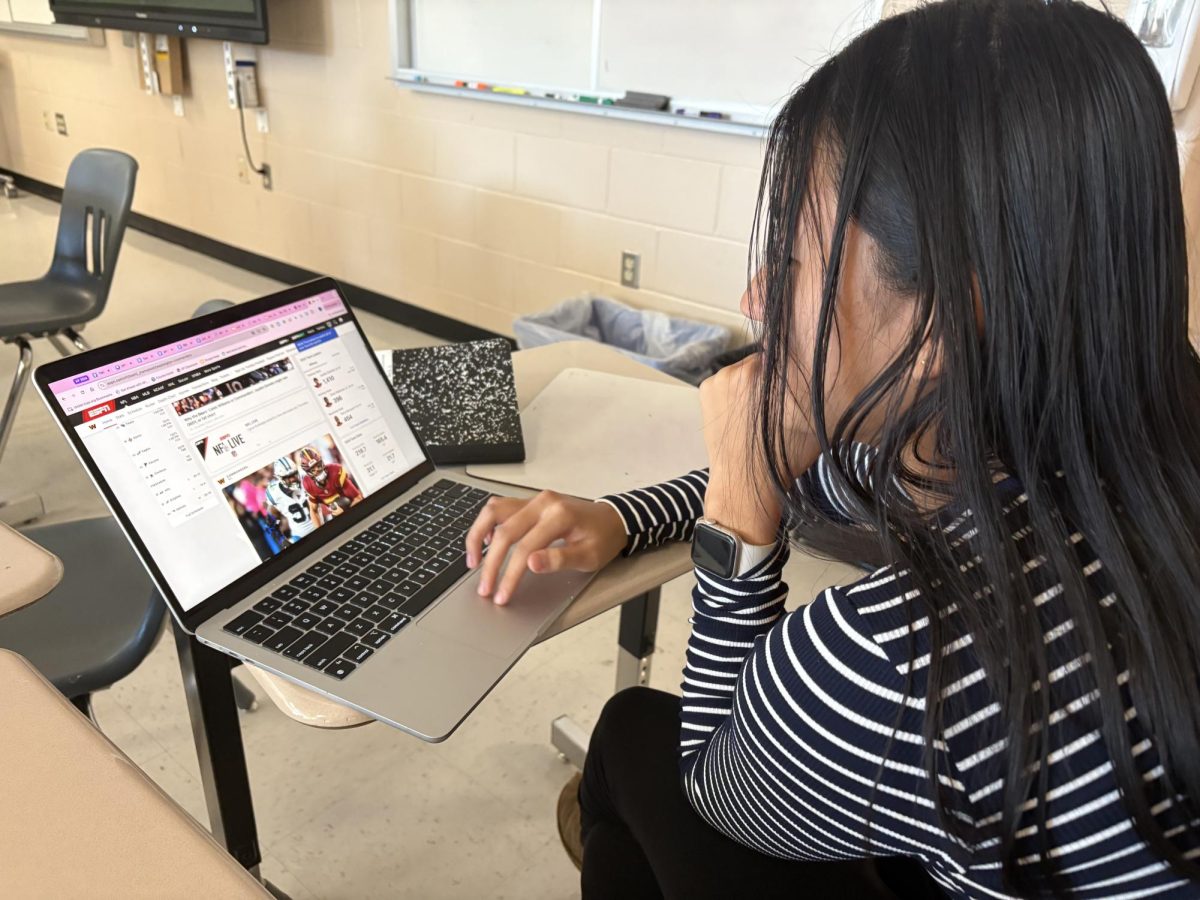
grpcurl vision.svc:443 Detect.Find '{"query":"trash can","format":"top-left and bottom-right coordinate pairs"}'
top-left (513, 295), bottom-right (730, 384)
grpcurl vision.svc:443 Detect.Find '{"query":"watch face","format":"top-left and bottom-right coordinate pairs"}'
top-left (691, 522), bottom-right (737, 579)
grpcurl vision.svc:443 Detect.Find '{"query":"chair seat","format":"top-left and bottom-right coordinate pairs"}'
top-left (0, 276), bottom-right (102, 338)
top-left (0, 517), bottom-right (164, 698)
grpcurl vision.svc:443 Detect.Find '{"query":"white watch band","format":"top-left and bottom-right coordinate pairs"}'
top-left (735, 539), bottom-right (778, 577)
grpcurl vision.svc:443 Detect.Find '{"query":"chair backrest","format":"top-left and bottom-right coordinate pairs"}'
top-left (48, 149), bottom-right (138, 314)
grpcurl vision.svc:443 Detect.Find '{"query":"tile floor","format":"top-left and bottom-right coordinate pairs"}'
top-left (0, 193), bottom-right (863, 898)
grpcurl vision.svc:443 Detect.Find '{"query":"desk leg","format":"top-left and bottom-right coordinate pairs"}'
top-left (614, 588), bottom-right (660, 691)
top-left (551, 588), bottom-right (661, 770)
top-left (173, 624), bottom-right (262, 874)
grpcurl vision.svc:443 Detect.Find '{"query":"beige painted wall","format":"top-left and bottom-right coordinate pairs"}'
top-left (0, 0), bottom-right (762, 339)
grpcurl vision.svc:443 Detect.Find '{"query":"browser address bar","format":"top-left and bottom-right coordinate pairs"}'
top-left (104, 326), bottom-right (274, 391)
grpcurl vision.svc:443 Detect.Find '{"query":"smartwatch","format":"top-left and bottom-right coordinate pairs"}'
top-left (691, 517), bottom-right (778, 579)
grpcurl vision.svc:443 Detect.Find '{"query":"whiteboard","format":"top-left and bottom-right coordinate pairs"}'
top-left (390, 0), bottom-right (1151, 134)
top-left (392, 0), bottom-right (886, 134)
top-left (595, 0), bottom-right (873, 114)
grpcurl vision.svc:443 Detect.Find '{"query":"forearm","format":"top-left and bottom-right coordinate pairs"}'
top-left (598, 468), bottom-right (710, 556)
top-left (679, 542), bottom-right (790, 760)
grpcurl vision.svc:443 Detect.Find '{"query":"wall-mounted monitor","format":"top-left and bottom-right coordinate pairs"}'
top-left (50, 0), bottom-right (267, 43)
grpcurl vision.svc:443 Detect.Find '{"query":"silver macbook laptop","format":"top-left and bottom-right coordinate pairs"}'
top-left (35, 277), bottom-right (594, 741)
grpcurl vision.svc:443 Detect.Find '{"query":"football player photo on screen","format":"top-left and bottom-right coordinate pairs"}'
top-left (220, 433), bottom-right (363, 562)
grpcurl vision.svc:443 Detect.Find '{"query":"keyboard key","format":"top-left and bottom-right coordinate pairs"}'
top-left (344, 618), bottom-right (372, 638)
top-left (316, 574), bottom-right (344, 590)
top-left (350, 553), bottom-right (374, 568)
top-left (413, 546), bottom-right (436, 561)
top-left (324, 549), bottom-right (349, 565)
top-left (416, 524), bottom-right (439, 540)
top-left (336, 602), bottom-right (365, 621)
top-left (437, 546), bottom-right (464, 564)
top-left (363, 629), bottom-right (391, 649)
top-left (283, 631), bottom-right (328, 661)
top-left (361, 563), bottom-right (386, 580)
top-left (334, 564), bottom-right (359, 580)
top-left (353, 590), bottom-right (381, 607)
top-left (324, 658), bottom-right (356, 680)
top-left (316, 616), bottom-right (347, 636)
top-left (410, 569), bottom-right (434, 586)
top-left (376, 532), bottom-right (404, 549)
top-left (283, 599), bottom-right (310, 616)
top-left (368, 578), bottom-right (397, 596)
top-left (344, 644), bottom-right (374, 664)
top-left (289, 572), bottom-right (316, 589)
top-left (309, 561), bottom-right (333, 577)
top-left (294, 612), bottom-right (321, 631)
top-left (401, 554), bottom-right (470, 619)
top-left (368, 521), bottom-right (390, 536)
top-left (379, 552), bottom-right (403, 568)
top-left (304, 632), bottom-right (355, 669)
top-left (265, 626), bottom-right (303, 654)
top-left (423, 533), bottom-right (450, 551)
top-left (252, 597), bottom-right (282, 615)
top-left (345, 575), bottom-right (371, 592)
top-left (343, 538), bottom-right (368, 553)
top-left (378, 592), bottom-right (404, 610)
top-left (396, 580), bottom-right (421, 598)
top-left (271, 584), bottom-right (300, 600)
top-left (311, 599), bottom-right (339, 617)
top-left (330, 586), bottom-right (356, 604)
top-left (299, 586), bottom-right (327, 603)
top-left (263, 611), bottom-right (293, 630)
top-left (380, 612), bottom-right (411, 634)
top-left (443, 481), bottom-right (469, 498)
top-left (362, 605), bottom-right (389, 624)
top-left (243, 624), bottom-right (274, 644)
top-left (431, 513), bottom-right (455, 528)
top-left (425, 558), bottom-right (448, 574)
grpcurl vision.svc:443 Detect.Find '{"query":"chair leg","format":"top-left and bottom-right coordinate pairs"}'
top-left (63, 327), bottom-right (91, 352)
top-left (70, 693), bottom-right (95, 723)
top-left (0, 339), bottom-right (44, 527)
top-left (46, 333), bottom-right (73, 357)
top-left (0, 337), bottom-right (33, 462)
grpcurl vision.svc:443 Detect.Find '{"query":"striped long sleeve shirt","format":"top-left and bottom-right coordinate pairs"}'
top-left (599, 458), bottom-right (1200, 899)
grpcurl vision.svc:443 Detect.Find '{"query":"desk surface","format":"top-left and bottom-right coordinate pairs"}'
top-left (0, 649), bottom-right (269, 898)
top-left (0, 522), bottom-right (62, 618)
top-left (244, 341), bottom-right (696, 728)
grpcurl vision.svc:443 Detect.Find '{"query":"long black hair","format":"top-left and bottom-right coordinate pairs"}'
top-left (751, 0), bottom-right (1200, 893)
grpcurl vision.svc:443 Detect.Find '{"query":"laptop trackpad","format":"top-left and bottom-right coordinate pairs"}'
top-left (419, 566), bottom-right (593, 659)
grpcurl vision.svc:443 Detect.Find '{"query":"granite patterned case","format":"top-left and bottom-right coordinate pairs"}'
top-left (376, 339), bottom-right (525, 465)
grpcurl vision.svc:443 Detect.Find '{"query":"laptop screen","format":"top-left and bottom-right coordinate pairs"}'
top-left (43, 286), bottom-right (426, 613)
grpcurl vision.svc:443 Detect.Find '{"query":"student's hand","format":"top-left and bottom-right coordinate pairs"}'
top-left (700, 352), bottom-right (817, 545)
top-left (465, 491), bottom-right (627, 605)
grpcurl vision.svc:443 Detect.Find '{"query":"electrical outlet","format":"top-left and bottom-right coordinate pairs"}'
top-left (236, 156), bottom-right (250, 185)
top-left (54, 113), bottom-right (68, 136)
top-left (621, 251), bottom-right (641, 289)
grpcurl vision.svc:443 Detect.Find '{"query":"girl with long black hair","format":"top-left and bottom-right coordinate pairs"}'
top-left (467, 0), bottom-right (1200, 895)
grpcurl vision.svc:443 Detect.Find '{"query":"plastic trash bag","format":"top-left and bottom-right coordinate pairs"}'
top-left (513, 295), bottom-right (730, 384)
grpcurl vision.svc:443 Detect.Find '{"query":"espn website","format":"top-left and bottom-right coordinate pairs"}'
top-left (48, 292), bottom-right (425, 611)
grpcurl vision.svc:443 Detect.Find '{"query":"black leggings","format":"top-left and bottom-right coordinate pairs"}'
top-left (578, 687), bottom-right (945, 900)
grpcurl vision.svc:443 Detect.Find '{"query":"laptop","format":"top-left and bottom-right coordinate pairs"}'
top-left (34, 277), bottom-right (595, 741)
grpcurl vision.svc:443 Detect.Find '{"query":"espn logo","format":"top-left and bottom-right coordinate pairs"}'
top-left (82, 401), bottom-right (115, 422)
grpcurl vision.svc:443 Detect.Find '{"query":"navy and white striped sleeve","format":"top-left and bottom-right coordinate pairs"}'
top-left (596, 444), bottom-right (873, 558)
top-left (597, 468), bottom-right (710, 556)
top-left (678, 556), bottom-right (940, 866)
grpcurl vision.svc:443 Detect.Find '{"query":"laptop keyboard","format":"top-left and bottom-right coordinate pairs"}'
top-left (222, 479), bottom-right (491, 681)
